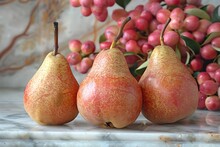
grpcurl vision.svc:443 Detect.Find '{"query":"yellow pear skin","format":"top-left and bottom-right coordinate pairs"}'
top-left (24, 52), bottom-right (79, 125)
top-left (77, 48), bottom-right (142, 128)
top-left (139, 45), bottom-right (199, 124)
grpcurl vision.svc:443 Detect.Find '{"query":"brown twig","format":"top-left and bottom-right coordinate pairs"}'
top-left (160, 18), bottom-right (171, 46)
top-left (53, 22), bottom-right (59, 55)
top-left (110, 17), bottom-right (131, 49)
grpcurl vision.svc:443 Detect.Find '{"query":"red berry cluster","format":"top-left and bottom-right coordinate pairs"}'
top-left (67, 40), bottom-right (95, 74)
top-left (70, 0), bottom-right (115, 22)
top-left (197, 62), bottom-right (220, 111)
top-left (68, 0), bottom-right (220, 111)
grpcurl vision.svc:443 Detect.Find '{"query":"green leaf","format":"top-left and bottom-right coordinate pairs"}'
top-left (202, 32), bottom-right (220, 46)
top-left (129, 62), bottom-right (139, 77)
top-left (212, 5), bottom-right (220, 22)
top-left (124, 52), bottom-right (146, 61)
top-left (175, 47), bottom-right (181, 60)
top-left (200, 5), bottom-right (208, 11)
top-left (193, 71), bottom-right (200, 78)
top-left (185, 8), bottom-right (210, 20)
top-left (116, 0), bottom-right (131, 9)
top-left (99, 33), bottom-right (106, 43)
top-left (185, 51), bottom-right (191, 65)
top-left (180, 35), bottom-right (200, 55)
top-left (212, 45), bottom-right (220, 52)
top-left (135, 60), bottom-right (148, 76)
top-left (123, 52), bottom-right (136, 56)
top-left (213, 55), bottom-right (220, 64)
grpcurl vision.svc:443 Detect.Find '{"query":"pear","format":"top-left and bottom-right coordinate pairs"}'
top-left (138, 19), bottom-right (198, 124)
top-left (77, 17), bottom-right (142, 128)
top-left (24, 22), bottom-right (79, 125)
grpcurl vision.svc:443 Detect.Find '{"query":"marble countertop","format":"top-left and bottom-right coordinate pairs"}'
top-left (0, 89), bottom-right (220, 147)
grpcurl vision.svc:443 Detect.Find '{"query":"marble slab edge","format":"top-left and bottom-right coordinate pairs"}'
top-left (0, 131), bottom-right (220, 143)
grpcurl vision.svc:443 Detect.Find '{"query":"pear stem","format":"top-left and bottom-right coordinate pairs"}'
top-left (110, 17), bottom-right (131, 49)
top-left (160, 18), bottom-right (171, 46)
top-left (53, 22), bottom-right (59, 56)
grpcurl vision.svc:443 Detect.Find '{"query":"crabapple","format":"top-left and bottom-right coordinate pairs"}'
top-left (112, 9), bottom-right (128, 21)
top-left (200, 44), bottom-right (217, 60)
top-left (200, 80), bottom-right (218, 95)
top-left (81, 6), bottom-right (92, 16)
top-left (190, 58), bottom-right (203, 71)
top-left (156, 9), bottom-right (171, 24)
top-left (148, 30), bottom-right (161, 47)
top-left (211, 37), bottom-right (220, 48)
top-left (125, 55), bottom-right (139, 66)
top-left (163, 31), bottom-right (180, 47)
top-left (184, 15), bottom-right (200, 31)
top-left (196, 19), bottom-right (211, 33)
top-left (75, 57), bottom-right (93, 74)
top-left (81, 41), bottom-right (96, 55)
top-left (135, 17), bottom-right (149, 31)
top-left (206, 62), bottom-right (220, 79)
top-left (192, 31), bottom-right (205, 43)
top-left (165, 0), bottom-right (180, 6)
top-left (69, 39), bottom-right (82, 52)
top-left (66, 52), bottom-right (82, 65)
top-left (141, 43), bottom-right (153, 54)
top-left (197, 92), bottom-right (207, 109)
top-left (207, 22), bottom-right (220, 34)
top-left (197, 72), bottom-right (211, 85)
top-left (123, 29), bottom-right (139, 41)
top-left (100, 41), bottom-right (111, 50)
top-left (125, 40), bottom-right (140, 53)
top-left (205, 96), bottom-right (220, 111)
top-left (70, 0), bottom-right (80, 7)
top-left (145, 2), bottom-right (162, 16)
top-left (214, 69), bottom-right (220, 83)
top-left (140, 10), bottom-right (153, 21)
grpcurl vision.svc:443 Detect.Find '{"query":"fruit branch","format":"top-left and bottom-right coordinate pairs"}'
top-left (110, 17), bottom-right (131, 49)
top-left (54, 21), bottom-right (59, 56)
top-left (67, 1), bottom-right (220, 112)
top-left (160, 18), bottom-right (171, 46)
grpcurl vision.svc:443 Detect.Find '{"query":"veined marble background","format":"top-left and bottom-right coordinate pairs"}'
top-left (0, 0), bottom-right (219, 88)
